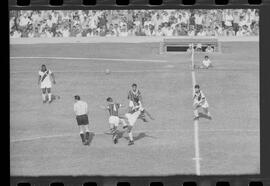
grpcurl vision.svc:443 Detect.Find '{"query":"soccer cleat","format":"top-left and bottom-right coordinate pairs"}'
top-left (113, 136), bottom-right (118, 144)
top-left (128, 140), bottom-right (134, 146)
top-left (123, 125), bottom-right (128, 129)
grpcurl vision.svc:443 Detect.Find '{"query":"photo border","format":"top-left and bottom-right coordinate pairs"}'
top-left (8, 0), bottom-right (270, 185)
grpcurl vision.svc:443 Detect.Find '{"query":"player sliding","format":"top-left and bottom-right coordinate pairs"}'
top-left (127, 83), bottom-right (154, 123)
top-left (105, 97), bottom-right (128, 144)
top-left (193, 84), bottom-right (212, 120)
top-left (38, 64), bottom-right (56, 103)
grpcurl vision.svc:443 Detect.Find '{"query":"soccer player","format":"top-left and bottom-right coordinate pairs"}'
top-left (105, 97), bottom-right (128, 144)
top-left (127, 83), bottom-right (150, 122)
top-left (124, 103), bottom-right (144, 146)
top-left (193, 84), bottom-right (212, 120)
top-left (194, 55), bottom-right (213, 69)
top-left (202, 55), bottom-right (213, 68)
top-left (73, 95), bottom-right (91, 146)
top-left (38, 64), bottom-right (56, 103)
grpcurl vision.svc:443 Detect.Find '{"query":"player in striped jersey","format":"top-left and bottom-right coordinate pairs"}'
top-left (193, 84), bottom-right (212, 120)
top-left (127, 83), bottom-right (154, 122)
top-left (106, 97), bottom-right (128, 144)
top-left (38, 64), bottom-right (56, 103)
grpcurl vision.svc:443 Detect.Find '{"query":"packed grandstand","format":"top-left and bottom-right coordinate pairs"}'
top-left (9, 9), bottom-right (259, 38)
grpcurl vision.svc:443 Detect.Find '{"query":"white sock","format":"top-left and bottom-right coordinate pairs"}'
top-left (194, 109), bottom-right (199, 117)
top-left (85, 125), bottom-right (90, 133)
top-left (42, 94), bottom-right (46, 101)
top-left (128, 132), bottom-right (133, 141)
top-left (48, 93), bottom-right (52, 101)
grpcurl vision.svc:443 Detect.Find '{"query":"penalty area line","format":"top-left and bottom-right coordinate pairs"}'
top-left (10, 56), bottom-right (167, 63)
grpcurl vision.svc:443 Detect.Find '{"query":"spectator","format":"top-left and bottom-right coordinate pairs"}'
top-left (9, 9), bottom-right (259, 38)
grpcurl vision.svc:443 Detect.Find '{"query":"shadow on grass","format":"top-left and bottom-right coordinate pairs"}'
top-left (88, 132), bottom-right (95, 145)
top-left (198, 112), bottom-right (212, 120)
top-left (123, 132), bottom-right (156, 142)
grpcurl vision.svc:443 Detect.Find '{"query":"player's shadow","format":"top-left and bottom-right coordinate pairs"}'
top-left (198, 112), bottom-right (212, 120)
top-left (88, 132), bottom-right (95, 145)
top-left (123, 132), bottom-right (156, 142)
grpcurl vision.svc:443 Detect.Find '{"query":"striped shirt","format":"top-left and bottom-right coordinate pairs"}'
top-left (127, 90), bottom-right (142, 103)
top-left (193, 90), bottom-right (206, 102)
top-left (107, 103), bottom-right (121, 116)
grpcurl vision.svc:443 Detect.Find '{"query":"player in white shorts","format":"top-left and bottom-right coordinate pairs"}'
top-left (194, 55), bottom-right (213, 69)
top-left (124, 101), bottom-right (144, 146)
top-left (38, 64), bottom-right (56, 103)
top-left (202, 55), bottom-right (213, 68)
top-left (193, 84), bottom-right (212, 120)
top-left (105, 97), bottom-right (127, 144)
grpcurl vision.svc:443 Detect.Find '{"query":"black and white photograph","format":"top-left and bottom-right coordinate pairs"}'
top-left (10, 9), bottom-right (259, 176)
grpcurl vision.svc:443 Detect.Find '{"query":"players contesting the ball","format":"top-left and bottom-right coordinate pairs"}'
top-left (73, 95), bottom-right (91, 146)
top-left (127, 83), bottom-right (154, 122)
top-left (38, 64), bottom-right (56, 103)
top-left (106, 97), bottom-right (128, 144)
top-left (193, 84), bottom-right (212, 120)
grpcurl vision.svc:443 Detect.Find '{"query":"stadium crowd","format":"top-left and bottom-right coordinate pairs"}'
top-left (10, 9), bottom-right (259, 38)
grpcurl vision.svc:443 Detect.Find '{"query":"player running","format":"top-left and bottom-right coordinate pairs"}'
top-left (38, 64), bottom-right (56, 103)
top-left (127, 83), bottom-right (154, 122)
top-left (105, 97), bottom-right (128, 144)
top-left (193, 84), bottom-right (212, 120)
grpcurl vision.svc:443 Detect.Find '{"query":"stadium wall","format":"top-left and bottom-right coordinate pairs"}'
top-left (10, 36), bottom-right (259, 45)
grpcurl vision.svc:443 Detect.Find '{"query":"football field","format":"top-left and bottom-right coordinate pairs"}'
top-left (10, 41), bottom-right (259, 176)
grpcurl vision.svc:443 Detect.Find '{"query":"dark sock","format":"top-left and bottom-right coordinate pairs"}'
top-left (80, 133), bottom-right (85, 143)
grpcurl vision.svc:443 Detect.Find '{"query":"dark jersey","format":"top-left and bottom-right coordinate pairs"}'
top-left (107, 103), bottom-right (120, 116)
top-left (128, 90), bottom-right (142, 103)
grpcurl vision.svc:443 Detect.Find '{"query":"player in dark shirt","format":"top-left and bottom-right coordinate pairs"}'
top-left (106, 97), bottom-right (127, 144)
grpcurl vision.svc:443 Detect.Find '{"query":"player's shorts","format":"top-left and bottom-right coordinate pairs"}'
top-left (109, 116), bottom-right (120, 127)
top-left (76, 114), bottom-right (89, 126)
top-left (194, 100), bottom-right (209, 108)
top-left (40, 81), bottom-right (52, 89)
top-left (125, 111), bottom-right (141, 126)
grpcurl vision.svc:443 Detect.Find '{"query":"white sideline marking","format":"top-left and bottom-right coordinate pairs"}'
top-left (10, 128), bottom-right (258, 143)
top-left (191, 44), bottom-right (201, 176)
top-left (10, 56), bottom-right (167, 63)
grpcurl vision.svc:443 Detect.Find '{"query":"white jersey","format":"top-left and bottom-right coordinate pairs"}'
top-left (202, 59), bottom-right (211, 67)
top-left (74, 100), bottom-right (88, 116)
top-left (39, 70), bottom-right (52, 88)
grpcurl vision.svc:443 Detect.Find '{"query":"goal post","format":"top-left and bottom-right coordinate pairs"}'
top-left (160, 37), bottom-right (221, 54)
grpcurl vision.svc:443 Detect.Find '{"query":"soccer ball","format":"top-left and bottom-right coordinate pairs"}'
top-left (105, 69), bottom-right (111, 75)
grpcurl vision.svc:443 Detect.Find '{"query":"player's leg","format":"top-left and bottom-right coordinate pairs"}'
top-left (127, 125), bottom-right (134, 145)
top-left (47, 88), bottom-right (52, 103)
top-left (79, 125), bottom-right (86, 145)
top-left (112, 117), bottom-right (120, 144)
top-left (41, 88), bottom-right (47, 103)
top-left (202, 102), bottom-right (211, 119)
top-left (193, 102), bottom-right (200, 119)
top-left (83, 115), bottom-right (90, 145)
